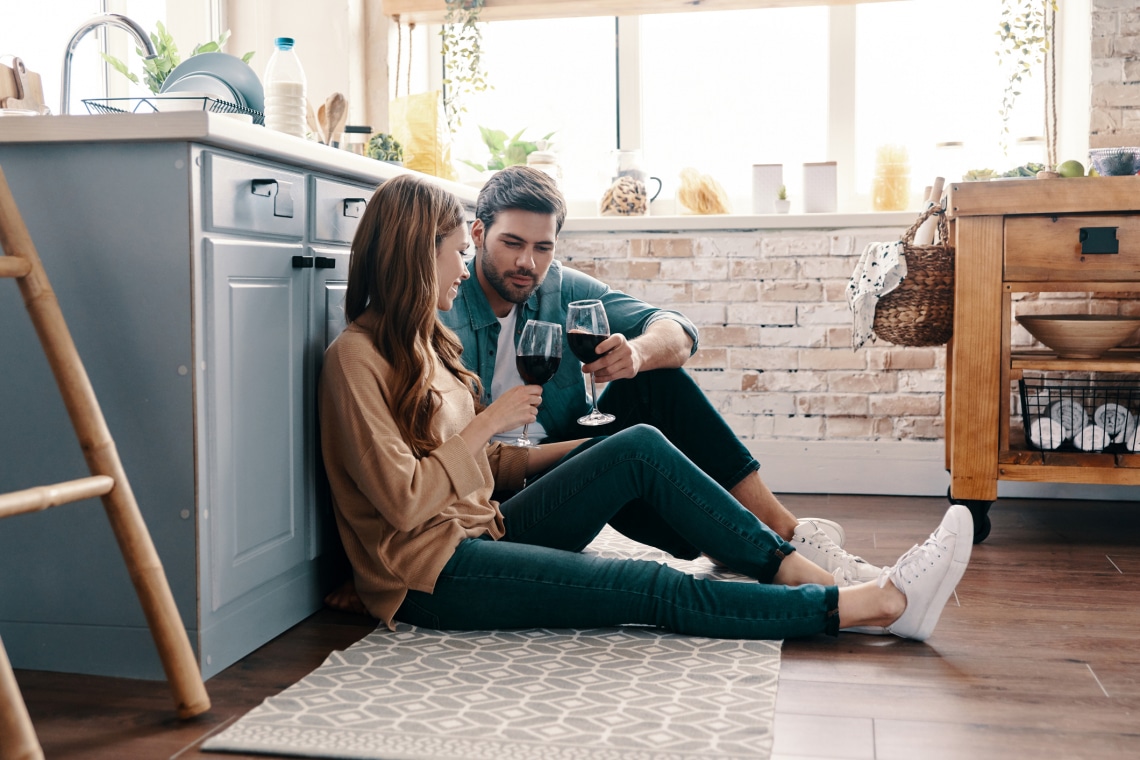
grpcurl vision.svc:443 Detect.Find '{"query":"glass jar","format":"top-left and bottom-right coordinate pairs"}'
top-left (872, 143), bottom-right (911, 211)
top-left (343, 125), bottom-right (371, 156)
top-left (526, 141), bottom-right (562, 185)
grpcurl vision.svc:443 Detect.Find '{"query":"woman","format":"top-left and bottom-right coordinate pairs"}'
top-left (318, 173), bottom-right (972, 641)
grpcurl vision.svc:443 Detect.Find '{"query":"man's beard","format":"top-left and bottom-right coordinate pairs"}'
top-left (479, 244), bottom-right (543, 304)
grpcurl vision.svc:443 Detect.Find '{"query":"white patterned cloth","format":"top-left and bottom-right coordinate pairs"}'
top-left (846, 240), bottom-right (907, 350)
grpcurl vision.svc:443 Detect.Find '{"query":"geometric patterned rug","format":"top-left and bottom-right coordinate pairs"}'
top-left (201, 527), bottom-right (781, 760)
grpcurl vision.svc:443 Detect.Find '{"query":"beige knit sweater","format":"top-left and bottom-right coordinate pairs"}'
top-left (318, 315), bottom-right (528, 627)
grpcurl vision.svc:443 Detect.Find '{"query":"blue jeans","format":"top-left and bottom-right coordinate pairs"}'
top-left (592, 368), bottom-right (761, 491)
top-left (396, 426), bottom-right (840, 640)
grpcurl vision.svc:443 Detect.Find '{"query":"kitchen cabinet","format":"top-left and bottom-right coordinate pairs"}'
top-left (0, 114), bottom-right (462, 680)
top-left (944, 176), bottom-right (1140, 542)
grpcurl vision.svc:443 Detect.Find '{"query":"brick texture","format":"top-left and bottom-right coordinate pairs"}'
top-left (1091, 1), bottom-right (1140, 147)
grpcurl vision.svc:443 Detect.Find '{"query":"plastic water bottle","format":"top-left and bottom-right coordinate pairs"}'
top-left (263, 37), bottom-right (307, 138)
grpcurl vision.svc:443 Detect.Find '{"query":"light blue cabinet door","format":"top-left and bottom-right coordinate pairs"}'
top-left (203, 238), bottom-right (308, 611)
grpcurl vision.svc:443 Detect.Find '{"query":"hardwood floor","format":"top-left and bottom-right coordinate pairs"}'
top-left (12, 494), bottom-right (1140, 759)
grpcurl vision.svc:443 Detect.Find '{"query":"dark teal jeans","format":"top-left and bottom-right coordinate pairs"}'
top-left (396, 425), bottom-right (840, 640)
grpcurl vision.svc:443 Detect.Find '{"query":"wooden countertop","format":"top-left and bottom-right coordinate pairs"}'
top-left (0, 111), bottom-right (479, 202)
top-left (946, 175), bottom-right (1140, 217)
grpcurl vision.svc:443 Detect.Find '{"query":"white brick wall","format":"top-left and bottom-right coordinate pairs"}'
top-left (558, 227), bottom-right (954, 444)
top-left (1092, 1), bottom-right (1140, 147)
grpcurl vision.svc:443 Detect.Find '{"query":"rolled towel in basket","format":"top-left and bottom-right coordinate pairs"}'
top-left (1047, 398), bottom-right (1088, 437)
top-left (1094, 402), bottom-right (1137, 443)
top-left (1073, 423), bottom-right (1111, 452)
top-left (1027, 417), bottom-right (1065, 450)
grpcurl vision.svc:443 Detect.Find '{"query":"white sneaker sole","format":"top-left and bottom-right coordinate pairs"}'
top-left (890, 505), bottom-right (973, 642)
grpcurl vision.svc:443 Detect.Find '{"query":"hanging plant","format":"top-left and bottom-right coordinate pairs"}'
top-left (996, 0), bottom-right (1058, 154)
top-left (441, 0), bottom-right (490, 133)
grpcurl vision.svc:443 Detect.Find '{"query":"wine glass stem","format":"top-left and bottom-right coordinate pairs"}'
top-left (589, 373), bottom-right (600, 411)
top-left (520, 423), bottom-right (530, 441)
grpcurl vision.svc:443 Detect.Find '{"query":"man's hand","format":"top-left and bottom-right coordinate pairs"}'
top-left (581, 318), bottom-right (693, 382)
top-left (582, 333), bottom-right (641, 382)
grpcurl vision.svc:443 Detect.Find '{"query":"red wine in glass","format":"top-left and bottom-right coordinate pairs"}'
top-left (516, 354), bottom-right (561, 385)
top-left (513, 320), bottom-right (562, 447)
top-left (567, 330), bottom-right (607, 364)
top-left (566, 300), bottom-right (616, 426)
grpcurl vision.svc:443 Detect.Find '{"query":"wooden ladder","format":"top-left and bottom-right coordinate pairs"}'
top-left (0, 164), bottom-right (210, 760)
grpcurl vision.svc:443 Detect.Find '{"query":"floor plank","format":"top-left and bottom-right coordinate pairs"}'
top-left (12, 493), bottom-right (1140, 759)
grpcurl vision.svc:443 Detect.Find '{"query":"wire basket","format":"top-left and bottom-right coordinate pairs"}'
top-left (1019, 375), bottom-right (1140, 452)
top-left (872, 205), bottom-right (955, 346)
top-left (83, 96), bottom-right (264, 126)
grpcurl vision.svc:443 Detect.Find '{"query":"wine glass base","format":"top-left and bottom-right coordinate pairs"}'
top-left (512, 438), bottom-right (541, 448)
top-left (577, 411), bottom-right (616, 426)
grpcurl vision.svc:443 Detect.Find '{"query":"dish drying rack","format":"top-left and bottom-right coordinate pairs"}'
top-left (83, 96), bottom-right (264, 125)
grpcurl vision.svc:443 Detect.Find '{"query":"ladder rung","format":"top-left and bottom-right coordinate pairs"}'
top-left (0, 475), bottom-right (115, 520)
top-left (0, 257), bottom-right (31, 278)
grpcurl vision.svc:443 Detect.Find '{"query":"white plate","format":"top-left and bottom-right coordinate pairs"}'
top-left (161, 52), bottom-right (264, 117)
top-left (160, 75), bottom-right (241, 106)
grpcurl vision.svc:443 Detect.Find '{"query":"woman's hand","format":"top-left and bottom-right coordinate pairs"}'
top-left (460, 384), bottom-right (542, 453)
top-left (482, 384), bottom-right (542, 433)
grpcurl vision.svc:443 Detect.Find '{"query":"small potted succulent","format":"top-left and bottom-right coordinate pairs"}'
top-left (366, 133), bottom-right (404, 165)
top-left (774, 185), bottom-right (791, 214)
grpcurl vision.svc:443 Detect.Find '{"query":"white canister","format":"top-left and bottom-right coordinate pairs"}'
top-left (751, 164), bottom-right (783, 215)
top-left (803, 161), bottom-right (837, 213)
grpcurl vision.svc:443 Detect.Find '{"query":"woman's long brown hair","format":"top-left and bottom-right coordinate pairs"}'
top-left (345, 174), bottom-right (479, 457)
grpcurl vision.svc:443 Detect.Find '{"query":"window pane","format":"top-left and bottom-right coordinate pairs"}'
top-left (856, 0), bottom-right (1042, 198)
top-left (641, 8), bottom-right (829, 214)
top-left (448, 16), bottom-right (616, 211)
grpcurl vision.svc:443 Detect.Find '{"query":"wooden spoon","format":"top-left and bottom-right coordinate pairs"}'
top-left (324, 93), bottom-right (347, 147)
top-left (305, 100), bottom-right (325, 144)
top-left (317, 102), bottom-right (329, 144)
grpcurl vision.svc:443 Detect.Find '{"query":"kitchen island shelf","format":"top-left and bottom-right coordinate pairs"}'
top-left (945, 175), bottom-right (1140, 542)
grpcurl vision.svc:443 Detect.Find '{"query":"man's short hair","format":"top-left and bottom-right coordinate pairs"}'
top-left (475, 165), bottom-right (567, 235)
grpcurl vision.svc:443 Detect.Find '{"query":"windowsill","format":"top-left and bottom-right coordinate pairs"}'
top-left (561, 210), bottom-right (919, 235)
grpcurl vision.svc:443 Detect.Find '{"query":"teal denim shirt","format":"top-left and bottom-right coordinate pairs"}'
top-left (439, 260), bottom-right (699, 442)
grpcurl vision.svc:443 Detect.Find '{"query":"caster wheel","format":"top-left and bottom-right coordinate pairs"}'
top-left (947, 488), bottom-right (993, 544)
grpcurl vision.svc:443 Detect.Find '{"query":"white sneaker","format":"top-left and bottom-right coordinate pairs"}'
top-left (797, 517), bottom-right (845, 548)
top-left (792, 520), bottom-right (881, 584)
top-left (881, 504), bottom-right (973, 642)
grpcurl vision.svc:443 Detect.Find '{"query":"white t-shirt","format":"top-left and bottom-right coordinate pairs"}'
top-left (490, 306), bottom-right (549, 444)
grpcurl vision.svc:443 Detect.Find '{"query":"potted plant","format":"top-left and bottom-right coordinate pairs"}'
top-left (366, 133), bottom-right (404, 165)
top-left (441, 0), bottom-right (488, 132)
top-left (460, 126), bottom-right (556, 173)
top-left (774, 185), bottom-right (791, 214)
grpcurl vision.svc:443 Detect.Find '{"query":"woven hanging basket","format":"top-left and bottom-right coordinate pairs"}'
top-left (873, 206), bottom-right (955, 347)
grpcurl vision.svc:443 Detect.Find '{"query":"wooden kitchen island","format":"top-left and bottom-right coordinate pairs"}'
top-left (945, 175), bottom-right (1140, 542)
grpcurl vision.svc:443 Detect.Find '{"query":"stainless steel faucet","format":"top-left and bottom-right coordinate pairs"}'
top-left (60, 13), bottom-right (158, 115)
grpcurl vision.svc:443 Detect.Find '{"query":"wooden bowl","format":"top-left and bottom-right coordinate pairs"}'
top-left (1016, 315), bottom-right (1140, 358)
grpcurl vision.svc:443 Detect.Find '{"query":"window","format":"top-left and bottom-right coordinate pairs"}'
top-left (438, 0), bottom-right (1069, 215)
top-left (447, 15), bottom-right (615, 210)
top-left (1, 0), bottom-right (172, 115)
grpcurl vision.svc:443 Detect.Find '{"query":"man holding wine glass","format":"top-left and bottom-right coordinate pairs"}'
top-left (439, 165), bottom-right (881, 585)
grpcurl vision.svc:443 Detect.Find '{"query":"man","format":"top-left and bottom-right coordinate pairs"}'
top-left (439, 165), bottom-right (879, 584)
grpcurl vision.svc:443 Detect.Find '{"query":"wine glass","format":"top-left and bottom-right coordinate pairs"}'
top-left (566, 299), bottom-right (616, 426)
top-left (513, 320), bottom-right (563, 447)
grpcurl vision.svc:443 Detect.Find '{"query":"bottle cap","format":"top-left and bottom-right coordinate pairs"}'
top-left (274, 37), bottom-right (295, 50)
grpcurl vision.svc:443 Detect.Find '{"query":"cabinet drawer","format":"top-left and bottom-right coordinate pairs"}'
top-left (1005, 215), bottom-right (1140, 281)
top-left (311, 177), bottom-right (375, 245)
top-left (204, 153), bottom-right (306, 238)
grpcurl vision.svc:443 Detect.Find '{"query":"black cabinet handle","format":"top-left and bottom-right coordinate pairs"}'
top-left (343, 198), bottom-right (367, 218)
top-left (292, 255), bottom-right (314, 268)
top-left (315, 257), bottom-right (337, 269)
top-left (251, 178), bottom-right (295, 218)
top-left (1079, 227), bottom-right (1119, 255)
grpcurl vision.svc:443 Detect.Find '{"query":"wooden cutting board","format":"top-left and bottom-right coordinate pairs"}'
top-left (1, 57), bottom-right (48, 113)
